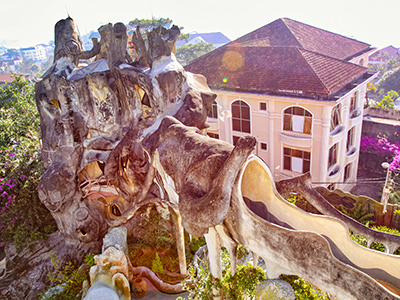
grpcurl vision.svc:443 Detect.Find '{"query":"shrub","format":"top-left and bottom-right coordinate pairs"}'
top-left (39, 252), bottom-right (93, 300)
top-left (152, 252), bottom-right (165, 274)
top-left (340, 204), bottom-right (374, 226)
top-left (127, 205), bottom-right (175, 249)
top-left (279, 274), bottom-right (330, 300)
top-left (178, 246), bottom-right (265, 300)
top-left (0, 75), bottom-right (56, 251)
top-left (375, 90), bottom-right (398, 109)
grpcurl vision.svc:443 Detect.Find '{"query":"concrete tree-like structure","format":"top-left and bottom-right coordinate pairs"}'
top-left (1, 17), bottom-right (400, 299)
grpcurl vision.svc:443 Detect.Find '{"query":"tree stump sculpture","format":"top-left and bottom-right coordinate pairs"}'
top-left (1, 17), bottom-right (400, 299)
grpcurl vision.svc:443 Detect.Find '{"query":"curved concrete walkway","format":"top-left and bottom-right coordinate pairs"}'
top-left (238, 156), bottom-right (400, 297)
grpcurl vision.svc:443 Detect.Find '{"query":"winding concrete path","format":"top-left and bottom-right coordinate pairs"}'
top-left (229, 155), bottom-right (400, 299)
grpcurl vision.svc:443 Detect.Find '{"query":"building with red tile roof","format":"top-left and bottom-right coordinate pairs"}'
top-left (0, 73), bottom-right (15, 85)
top-left (185, 18), bottom-right (377, 190)
top-left (369, 45), bottom-right (400, 66)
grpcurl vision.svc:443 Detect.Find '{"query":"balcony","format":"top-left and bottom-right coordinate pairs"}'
top-left (329, 125), bottom-right (345, 145)
top-left (348, 108), bottom-right (362, 127)
top-left (345, 146), bottom-right (358, 163)
top-left (326, 164), bottom-right (341, 183)
top-left (280, 131), bottom-right (312, 148)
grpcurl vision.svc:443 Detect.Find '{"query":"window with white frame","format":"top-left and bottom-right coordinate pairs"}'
top-left (344, 163), bottom-right (351, 182)
top-left (208, 100), bottom-right (218, 119)
top-left (283, 106), bottom-right (312, 134)
top-left (328, 143), bottom-right (338, 169)
top-left (350, 92), bottom-right (360, 118)
top-left (260, 142), bottom-right (267, 151)
top-left (330, 104), bottom-right (342, 132)
top-left (232, 135), bottom-right (240, 146)
top-left (346, 127), bottom-right (355, 153)
top-left (231, 100), bottom-right (250, 133)
top-left (283, 147), bottom-right (311, 173)
top-left (259, 102), bottom-right (267, 111)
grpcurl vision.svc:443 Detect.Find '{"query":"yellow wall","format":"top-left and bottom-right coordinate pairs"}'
top-left (206, 83), bottom-right (369, 189)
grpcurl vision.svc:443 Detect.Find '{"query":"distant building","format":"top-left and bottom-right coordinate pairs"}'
top-left (20, 44), bottom-right (50, 62)
top-left (177, 32), bottom-right (231, 49)
top-left (369, 45), bottom-right (400, 66)
top-left (185, 18), bottom-right (376, 191)
top-left (36, 43), bottom-right (54, 58)
top-left (0, 51), bottom-right (22, 73)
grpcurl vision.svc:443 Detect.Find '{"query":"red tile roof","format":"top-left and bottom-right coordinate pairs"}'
top-left (235, 18), bottom-right (372, 61)
top-left (185, 18), bottom-right (372, 98)
top-left (185, 45), bottom-right (367, 97)
top-left (369, 45), bottom-right (400, 62)
top-left (0, 73), bottom-right (15, 84)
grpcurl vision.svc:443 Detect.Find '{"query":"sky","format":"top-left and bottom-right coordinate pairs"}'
top-left (1, 0), bottom-right (400, 50)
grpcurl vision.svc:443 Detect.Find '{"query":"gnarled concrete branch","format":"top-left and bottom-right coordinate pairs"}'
top-left (276, 173), bottom-right (400, 254)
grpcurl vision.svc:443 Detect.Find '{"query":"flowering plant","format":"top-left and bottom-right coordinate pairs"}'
top-left (360, 133), bottom-right (400, 170)
top-left (0, 75), bottom-right (56, 251)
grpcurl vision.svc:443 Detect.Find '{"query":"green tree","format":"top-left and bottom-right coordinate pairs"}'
top-left (375, 67), bottom-right (400, 96)
top-left (0, 74), bottom-right (39, 146)
top-left (128, 17), bottom-right (189, 41)
top-left (129, 17), bottom-right (174, 30)
top-left (387, 58), bottom-right (399, 71)
top-left (375, 90), bottom-right (398, 109)
top-left (175, 42), bottom-right (214, 66)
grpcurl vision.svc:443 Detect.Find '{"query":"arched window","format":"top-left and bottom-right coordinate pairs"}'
top-left (208, 100), bottom-right (218, 119)
top-left (330, 104), bottom-right (342, 132)
top-left (328, 143), bottom-right (338, 169)
top-left (346, 127), bottom-right (355, 153)
top-left (283, 106), bottom-right (312, 134)
top-left (344, 163), bottom-right (352, 182)
top-left (231, 100), bottom-right (250, 133)
top-left (350, 92), bottom-right (360, 118)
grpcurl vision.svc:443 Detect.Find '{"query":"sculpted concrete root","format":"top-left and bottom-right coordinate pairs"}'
top-left (143, 116), bottom-right (256, 237)
top-left (219, 156), bottom-right (400, 300)
top-left (276, 174), bottom-right (400, 254)
top-left (34, 16), bottom-right (218, 245)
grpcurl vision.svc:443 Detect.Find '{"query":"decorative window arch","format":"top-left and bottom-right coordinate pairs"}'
top-left (346, 127), bottom-right (355, 153)
top-left (344, 163), bottom-right (352, 182)
top-left (208, 100), bottom-right (218, 119)
top-left (231, 100), bottom-right (250, 133)
top-left (330, 104), bottom-right (342, 132)
top-left (328, 143), bottom-right (338, 169)
top-left (283, 106), bottom-right (312, 134)
top-left (350, 92), bottom-right (360, 118)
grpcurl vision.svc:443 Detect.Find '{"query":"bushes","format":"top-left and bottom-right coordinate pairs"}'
top-left (178, 247), bottom-right (266, 300)
top-left (279, 275), bottom-right (330, 300)
top-left (39, 252), bottom-right (95, 300)
top-left (0, 75), bottom-right (56, 251)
